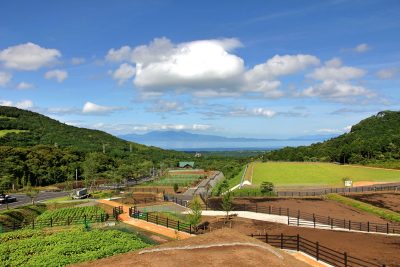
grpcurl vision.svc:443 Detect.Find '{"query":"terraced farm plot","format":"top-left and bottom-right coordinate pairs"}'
top-left (250, 162), bottom-right (400, 188)
top-left (35, 206), bottom-right (107, 226)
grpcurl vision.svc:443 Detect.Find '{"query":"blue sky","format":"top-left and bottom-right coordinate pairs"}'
top-left (0, 0), bottom-right (399, 138)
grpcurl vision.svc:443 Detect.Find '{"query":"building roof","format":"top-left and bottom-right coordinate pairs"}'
top-left (178, 161), bottom-right (195, 167)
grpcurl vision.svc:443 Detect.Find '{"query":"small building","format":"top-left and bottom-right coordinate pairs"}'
top-left (178, 161), bottom-right (195, 169)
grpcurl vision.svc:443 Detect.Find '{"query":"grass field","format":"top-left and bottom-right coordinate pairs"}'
top-left (149, 174), bottom-right (204, 187)
top-left (249, 162), bottom-right (400, 188)
top-left (0, 129), bottom-right (27, 137)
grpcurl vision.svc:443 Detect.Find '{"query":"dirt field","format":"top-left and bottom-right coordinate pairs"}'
top-left (208, 197), bottom-right (389, 223)
top-left (74, 229), bottom-right (310, 267)
top-left (346, 192), bottom-right (400, 213)
top-left (203, 217), bottom-right (400, 266)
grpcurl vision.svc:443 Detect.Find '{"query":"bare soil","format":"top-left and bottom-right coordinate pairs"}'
top-left (203, 216), bottom-right (400, 266)
top-left (346, 192), bottom-right (400, 213)
top-left (74, 229), bottom-right (310, 267)
top-left (208, 197), bottom-right (389, 223)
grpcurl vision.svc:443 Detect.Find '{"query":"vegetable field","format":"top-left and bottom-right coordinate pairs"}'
top-left (0, 227), bottom-right (149, 266)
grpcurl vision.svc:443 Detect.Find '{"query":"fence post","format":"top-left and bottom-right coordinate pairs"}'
top-left (190, 224), bottom-right (192, 234)
top-left (331, 218), bottom-right (333, 229)
top-left (387, 223), bottom-right (389, 234)
top-left (84, 215), bottom-right (87, 224)
top-left (280, 233), bottom-right (283, 249)
top-left (297, 211), bottom-right (300, 226)
top-left (146, 213), bottom-right (149, 222)
top-left (367, 221), bottom-right (370, 232)
top-left (349, 220), bottom-right (351, 231)
top-left (313, 215), bottom-right (316, 228)
top-left (316, 242), bottom-right (319, 261)
top-left (344, 252), bottom-right (348, 267)
top-left (156, 215), bottom-right (158, 225)
top-left (167, 217), bottom-right (169, 228)
top-left (297, 234), bottom-right (300, 251)
top-left (178, 221), bottom-right (180, 231)
top-left (50, 217), bottom-right (53, 227)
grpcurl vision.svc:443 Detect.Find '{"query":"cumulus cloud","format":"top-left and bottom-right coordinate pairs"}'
top-left (0, 99), bottom-right (34, 109)
top-left (376, 68), bottom-right (398, 79)
top-left (111, 63), bottom-right (136, 85)
top-left (71, 57), bottom-right (86, 65)
top-left (229, 107), bottom-right (276, 118)
top-left (82, 101), bottom-right (124, 114)
top-left (0, 42), bottom-right (61, 70)
top-left (354, 43), bottom-right (370, 53)
top-left (16, 82), bottom-right (33, 90)
top-left (45, 69), bottom-right (68, 82)
top-left (299, 58), bottom-right (373, 101)
top-left (106, 38), bottom-right (321, 99)
top-left (0, 72), bottom-right (12, 86)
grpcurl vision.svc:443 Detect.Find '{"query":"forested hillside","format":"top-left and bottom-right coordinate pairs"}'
top-left (0, 106), bottom-right (245, 189)
top-left (264, 111), bottom-right (400, 167)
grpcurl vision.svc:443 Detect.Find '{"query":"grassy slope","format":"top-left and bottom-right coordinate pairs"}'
top-left (252, 162), bottom-right (400, 187)
top-left (326, 194), bottom-right (400, 222)
top-left (0, 204), bottom-right (47, 226)
top-left (0, 129), bottom-right (27, 137)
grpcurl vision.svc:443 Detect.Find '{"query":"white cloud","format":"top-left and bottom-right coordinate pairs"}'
top-left (299, 58), bottom-right (372, 101)
top-left (308, 59), bottom-right (365, 81)
top-left (0, 42), bottom-right (61, 70)
top-left (16, 82), bottom-right (33, 90)
top-left (0, 99), bottom-right (34, 109)
top-left (228, 107), bottom-right (277, 118)
top-left (82, 101), bottom-right (123, 114)
top-left (106, 45), bottom-right (132, 62)
top-left (316, 128), bottom-right (342, 134)
top-left (111, 63), bottom-right (136, 85)
top-left (354, 43), bottom-right (370, 53)
top-left (376, 68), bottom-right (398, 79)
top-left (147, 100), bottom-right (183, 113)
top-left (344, 125), bottom-right (352, 132)
top-left (106, 38), bottom-right (320, 99)
top-left (71, 57), bottom-right (86, 65)
top-left (45, 69), bottom-right (68, 82)
top-left (0, 72), bottom-right (12, 86)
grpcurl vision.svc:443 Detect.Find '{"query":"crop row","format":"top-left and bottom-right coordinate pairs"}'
top-left (0, 227), bottom-right (149, 266)
top-left (36, 206), bottom-right (106, 222)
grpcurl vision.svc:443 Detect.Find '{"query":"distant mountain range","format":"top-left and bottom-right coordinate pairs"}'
top-left (119, 131), bottom-right (338, 149)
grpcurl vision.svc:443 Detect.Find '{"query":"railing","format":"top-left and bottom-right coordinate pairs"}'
top-left (205, 203), bottom-right (400, 235)
top-left (129, 208), bottom-right (193, 234)
top-left (251, 233), bottom-right (385, 267)
top-left (0, 213), bottom-right (110, 233)
top-left (112, 206), bottom-right (123, 220)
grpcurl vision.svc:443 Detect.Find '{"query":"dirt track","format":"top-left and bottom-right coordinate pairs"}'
top-left (74, 229), bottom-right (310, 267)
top-left (347, 192), bottom-right (400, 213)
top-left (204, 217), bottom-right (400, 266)
top-left (208, 197), bottom-right (389, 223)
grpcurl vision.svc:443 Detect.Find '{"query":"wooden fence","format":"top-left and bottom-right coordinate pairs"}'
top-left (0, 213), bottom-right (110, 233)
top-left (129, 208), bottom-right (193, 234)
top-left (251, 233), bottom-right (385, 267)
top-left (205, 203), bottom-right (400, 235)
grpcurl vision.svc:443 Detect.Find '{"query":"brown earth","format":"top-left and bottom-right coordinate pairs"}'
top-left (346, 192), bottom-right (400, 213)
top-left (208, 197), bottom-right (389, 223)
top-left (202, 217), bottom-right (400, 266)
top-left (74, 228), bottom-right (310, 267)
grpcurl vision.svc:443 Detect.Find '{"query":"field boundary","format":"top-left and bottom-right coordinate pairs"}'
top-left (251, 233), bottom-right (385, 267)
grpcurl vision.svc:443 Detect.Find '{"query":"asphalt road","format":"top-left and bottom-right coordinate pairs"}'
top-left (0, 191), bottom-right (69, 210)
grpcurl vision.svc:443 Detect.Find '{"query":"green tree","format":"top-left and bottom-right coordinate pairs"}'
top-left (221, 192), bottom-right (233, 222)
top-left (188, 199), bottom-right (202, 232)
top-left (260, 181), bottom-right (274, 195)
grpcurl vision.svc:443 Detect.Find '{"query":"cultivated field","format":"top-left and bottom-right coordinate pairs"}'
top-left (248, 162), bottom-right (400, 188)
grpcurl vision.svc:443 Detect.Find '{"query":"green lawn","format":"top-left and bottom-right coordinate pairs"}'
top-left (251, 162), bottom-right (400, 188)
top-left (0, 129), bottom-right (27, 137)
top-left (149, 174), bottom-right (203, 186)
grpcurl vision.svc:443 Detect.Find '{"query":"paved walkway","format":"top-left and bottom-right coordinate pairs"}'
top-left (97, 199), bottom-right (192, 239)
top-left (198, 210), bottom-right (400, 236)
